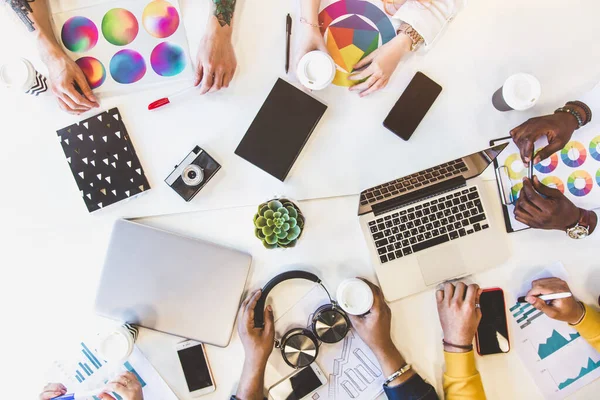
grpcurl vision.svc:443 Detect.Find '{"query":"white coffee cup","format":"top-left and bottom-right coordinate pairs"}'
top-left (492, 73), bottom-right (541, 111)
top-left (336, 278), bottom-right (374, 316)
top-left (96, 324), bottom-right (138, 363)
top-left (297, 51), bottom-right (336, 91)
top-left (0, 58), bottom-right (48, 96)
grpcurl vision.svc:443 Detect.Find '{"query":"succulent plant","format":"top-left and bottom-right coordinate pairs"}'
top-left (254, 199), bottom-right (305, 249)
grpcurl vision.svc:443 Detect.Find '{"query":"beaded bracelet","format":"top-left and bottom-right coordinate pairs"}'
top-left (566, 100), bottom-right (592, 125)
top-left (555, 107), bottom-right (584, 129)
top-left (442, 339), bottom-right (474, 351)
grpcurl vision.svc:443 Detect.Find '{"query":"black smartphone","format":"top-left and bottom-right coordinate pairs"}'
top-left (383, 72), bottom-right (442, 141)
top-left (476, 288), bottom-right (511, 355)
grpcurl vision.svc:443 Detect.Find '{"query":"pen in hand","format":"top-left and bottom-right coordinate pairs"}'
top-left (517, 292), bottom-right (572, 303)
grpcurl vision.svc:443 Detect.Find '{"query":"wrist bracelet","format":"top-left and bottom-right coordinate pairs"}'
top-left (299, 17), bottom-right (322, 28)
top-left (569, 301), bottom-right (586, 326)
top-left (555, 107), bottom-right (584, 129)
top-left (566, 101), bottom-right (592, 125)
top-left (442, 339), bottom-right (473, 351)
top-left (383, 363), bottom-right (412, 387)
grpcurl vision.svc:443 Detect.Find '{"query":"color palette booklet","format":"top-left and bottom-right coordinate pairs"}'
top-left (49, 343), bottom-right (178, 400)
top-left (508, 262), bottom-right (600, 399)
top-left (493, 89), bottom-right (600, 231)
top-left (52, 0), bottom-right (192, 95)
top-left (318, 0), bottom-right (396, 87)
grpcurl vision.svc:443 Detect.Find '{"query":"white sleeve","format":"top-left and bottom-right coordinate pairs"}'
top-left (391, 0), bottom-right (464, 49)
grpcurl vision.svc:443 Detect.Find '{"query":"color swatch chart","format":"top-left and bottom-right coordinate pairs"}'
top-left (509, 299), bottom-right (600, 399)
top-left (50, 344), bottom-right (178, 399)
top-left (495, 128), bottom-right (600, 231)
top-left (53, 0), bottom-right (192, 94)
top-left (319, 0), bottom-right (395, 87)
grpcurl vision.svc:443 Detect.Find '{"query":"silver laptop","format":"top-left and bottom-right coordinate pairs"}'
top-left (94, 219), bottom-right (252, 347)
top-left (358, 144), bottom-right (509, 302)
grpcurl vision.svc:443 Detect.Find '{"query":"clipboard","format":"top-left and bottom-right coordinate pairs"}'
top-left (490, 136), bottom-right (531, 233)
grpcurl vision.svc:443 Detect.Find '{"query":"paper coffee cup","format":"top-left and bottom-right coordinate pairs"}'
top-left (0, 58), bottom-right (48, 96)
top-left (492, 73), bottom-right (541, 112)
top-left (97, 323), bottom-right (138, 363)
top-left (336, 278), bottom-right (374, 316)
top-left (297, 51), bottom-right (336, 91)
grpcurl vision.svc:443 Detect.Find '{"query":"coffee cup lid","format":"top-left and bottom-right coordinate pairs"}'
top-left (0, 58), bottom-right (36, 90)
top-left (297, 51), bottom-right (336, 91)
top-left (502, 73), bottom-right (541, 111)
top-left (336, 278), bottom-right (374, 316)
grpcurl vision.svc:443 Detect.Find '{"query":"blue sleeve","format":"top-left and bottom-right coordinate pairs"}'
top-left (383, 374), bottom-right (439, 400)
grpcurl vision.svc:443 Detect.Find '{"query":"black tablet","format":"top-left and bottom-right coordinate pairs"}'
top-left (235, 79), bottom-right (327, 181)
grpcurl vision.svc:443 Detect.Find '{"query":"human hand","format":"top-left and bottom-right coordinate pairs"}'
top-left (436, 282), bottom-right (482, 352)
top-left (347, 35), bottom-right (411, 97)
top-left (98, 371), bottom-right (143, 400)
top-left (514, 176), bottom-right (581, 231)
top-left (347, 279), bottom-right (394, 357)
top-left (510, 113), bottom-right (578, 164)
top-left (525, 278), bottom-right (584, 324)
top-left (39, 383), bottom-right (67, 399)
top-left (194, 24), bottom-right (237, 94)
top-left (294, 24), bottom-right (327, 79)
top-left (238, 289), bottom-right (274, 367)
top-left (43, 49), bottom-right (99, 114)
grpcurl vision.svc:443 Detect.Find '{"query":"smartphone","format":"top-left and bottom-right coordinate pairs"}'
top-left (175, 340), bottom-right (216, 397)
top-left (268, 363), bottom-right (328, 400)
top-left (476, 288), bottom-right (511, 355)
top-left (383, 72), bottom-right (443, 141)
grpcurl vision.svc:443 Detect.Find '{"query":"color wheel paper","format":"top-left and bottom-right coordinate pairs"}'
top-left (319, 0), bottom-right (395, 87)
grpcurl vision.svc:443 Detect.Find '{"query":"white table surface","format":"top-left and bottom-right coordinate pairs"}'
top-left (1, 0), bottom-right (600, 399)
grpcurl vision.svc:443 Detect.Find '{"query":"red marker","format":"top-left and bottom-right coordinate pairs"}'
top-left (148, 86), bottom-right (195, 110)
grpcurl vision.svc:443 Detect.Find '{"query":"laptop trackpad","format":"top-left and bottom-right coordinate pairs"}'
top-left (417, 245), bottom-right (467, 285)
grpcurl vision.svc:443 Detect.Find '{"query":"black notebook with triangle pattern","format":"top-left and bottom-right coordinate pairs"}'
top-left (56, 108), bottom-right (150, 212)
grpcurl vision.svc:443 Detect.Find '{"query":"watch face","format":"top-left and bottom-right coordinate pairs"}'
top-left (567, 225), bottom-right (589, 239)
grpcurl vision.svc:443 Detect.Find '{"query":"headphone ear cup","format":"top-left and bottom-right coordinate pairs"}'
top-left (312, 304), bottom-right (350, 344)
top-left (280, 328), bottom-right (319, 369)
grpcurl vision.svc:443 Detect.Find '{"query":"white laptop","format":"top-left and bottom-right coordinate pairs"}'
top-left (94, 219), bottom-right (252, 347)
top-left (358, 144), bottom-right (510, 302)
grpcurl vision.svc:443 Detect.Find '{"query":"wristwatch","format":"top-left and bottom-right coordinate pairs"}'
top-left (397, 23), bottom-right (424, 51)
top-left (566, 209), bottom-right (594, 239)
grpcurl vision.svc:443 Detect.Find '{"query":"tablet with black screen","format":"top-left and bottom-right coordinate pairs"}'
top-left (235, 79), bottom-right (327, 181)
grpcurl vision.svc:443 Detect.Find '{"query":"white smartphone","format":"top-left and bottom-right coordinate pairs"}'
top-left (175, 340), bottom-right (216, 397)
top-left (268, 363), bottom-right (328, 400)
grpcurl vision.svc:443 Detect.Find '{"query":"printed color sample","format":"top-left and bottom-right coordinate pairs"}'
top-left (561, 141), bottom-right (587, 168)
top-left (589, 136), bottom-right (600, 162)
top-left (142, 0), bottom-right (180, 38)
top-left (110, 50), bottom-right (146, 84)
top-left (150, 42), bottom-right (186, 76)
top-left (102, 8), bottom-right (139, 46)
top-left (541, 176), bottom-right (564, 193)
top-left (534, 151), bottom-right (559, 174)
top-left (505, 153), bottom-right (527, 179)
top-left (61, 16), bottom-right (98, 52)
top-left (567, 170), bottom-right (593, 197)
top-left (75, 57), bottom-right (106, 89)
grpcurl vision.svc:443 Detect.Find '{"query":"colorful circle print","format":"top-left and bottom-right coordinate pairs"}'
top-left (142, 0), bottom-right (180, 38)
top-left (504, 153), bottom-right (527, 180)
top-left (590, 136), bottom-right (600, 161)
top-left (533, 150), bottom-right (559, 174)
top-left (61, 16), bottom-right (98, 52)
top-left (561, 141), bottom-right (587, 168)
top-left (318, 0), bottom-right (395, 86)
top-left (102, 8), bottom-right (139, 46)
top-left (541, 176), bottom-right (564, 193)
top-left (150, 42), bottom-right (186, 77)
top-left (109, 50), bottom-right (146, 84)
top-left (75, 57), bottom-right (106, 89)
top-left (597, 169), bottom-right (600, 187)
top-left (567, 170), bottom-right (593, 197)
top-left (510, 183), bottom-right (523, 203)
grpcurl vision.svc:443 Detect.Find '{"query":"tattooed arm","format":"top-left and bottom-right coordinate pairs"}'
top-left (193, 0), bottom-right (238, 94)
top-left (6, 0), bottom-right (98, 113)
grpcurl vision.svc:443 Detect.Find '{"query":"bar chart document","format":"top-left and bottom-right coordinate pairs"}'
top-left (50, 343), bottom-right (177, 400)
top-left (509, 263), bottom-right (600, 399)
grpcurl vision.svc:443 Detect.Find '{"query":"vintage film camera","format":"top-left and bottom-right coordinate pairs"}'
top-left (165, 146), bottom-right (221, 202)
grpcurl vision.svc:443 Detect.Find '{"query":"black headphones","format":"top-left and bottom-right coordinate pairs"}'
top-left (254, 271), bottom-right (351, 369)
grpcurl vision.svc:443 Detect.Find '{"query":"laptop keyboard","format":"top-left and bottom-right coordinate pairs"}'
top-left (368, 186), bottom-right (489, 264)
top-left (360, 159), bottom-right (469, 206)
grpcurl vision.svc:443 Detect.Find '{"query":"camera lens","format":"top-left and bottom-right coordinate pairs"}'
top-left (182, 165), bottom-right (204, 186)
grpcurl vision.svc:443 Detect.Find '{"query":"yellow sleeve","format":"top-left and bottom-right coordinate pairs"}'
top-left (573, 304), bottom-right (600, 352)
top-left (443, 351), bottom-right (486, 400)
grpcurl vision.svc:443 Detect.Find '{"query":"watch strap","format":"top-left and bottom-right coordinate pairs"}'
top-left (397, 23), bottom-right (424, 51)
top-left (383, 363), bottom-right (412, 387)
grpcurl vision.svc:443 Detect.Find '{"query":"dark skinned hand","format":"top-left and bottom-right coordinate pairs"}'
top-left (510, 112), bottom-right (578, 164)
top-left (514, 176), bottom-right (580, 230)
